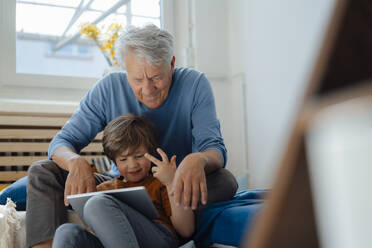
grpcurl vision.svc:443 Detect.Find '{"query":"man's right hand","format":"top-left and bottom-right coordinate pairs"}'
top-left (64, 156), bottom-right (96, 206)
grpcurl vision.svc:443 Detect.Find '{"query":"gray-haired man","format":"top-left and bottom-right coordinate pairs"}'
top-left (26, 24), bottom-right (237, 248)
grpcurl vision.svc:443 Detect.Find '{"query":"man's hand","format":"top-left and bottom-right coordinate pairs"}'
top-left (171, 153), bottom-right (208, 210)
top-left (145, 148), bottom-right (177, 187)
top-left (64, 156), bottom-right (96, 206)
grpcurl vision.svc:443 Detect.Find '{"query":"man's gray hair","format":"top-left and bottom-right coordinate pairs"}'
top-left (116, 24), bottom-right (174, 67)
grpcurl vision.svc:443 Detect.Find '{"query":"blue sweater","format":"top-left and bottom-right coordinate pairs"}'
top-left (48, 67), bottom-right (227, 176)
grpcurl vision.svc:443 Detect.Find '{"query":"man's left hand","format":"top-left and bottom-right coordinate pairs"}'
top-left (171, 153), bottom-right (208, 210)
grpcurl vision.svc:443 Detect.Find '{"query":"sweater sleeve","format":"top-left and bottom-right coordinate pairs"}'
top-left (191, 74), bottom-right (227, 167)
top-left (48, 78), bottom-right (108, 159)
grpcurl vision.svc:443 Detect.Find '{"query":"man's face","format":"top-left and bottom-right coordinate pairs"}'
top-left (125, 52), bottom-right (175, 109)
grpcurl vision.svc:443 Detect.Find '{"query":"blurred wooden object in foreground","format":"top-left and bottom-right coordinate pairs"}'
top-left (242, 0), bottom-right (372, 247)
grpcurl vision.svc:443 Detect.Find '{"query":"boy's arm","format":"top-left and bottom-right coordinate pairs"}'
top-left (166, 183), bottom-right (195, 238)
top-left (145, 149), bottom-right (195, 237)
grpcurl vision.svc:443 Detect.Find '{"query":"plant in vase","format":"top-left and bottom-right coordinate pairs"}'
top-left (80, 23), bottom-right (122, 74)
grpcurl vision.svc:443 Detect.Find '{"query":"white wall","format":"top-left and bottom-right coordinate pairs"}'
top-left (193, 0), bottom-right (229, 76)
top-left (228, 0), bottom-right (336, 188)
top-left (172, 0), bottom-right (248, 177)
top-left (194, 0), bottom-right (248, 177)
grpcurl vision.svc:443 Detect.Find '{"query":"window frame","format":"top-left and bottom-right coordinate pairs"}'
top-left (0, 0), bottom-right (173, 90)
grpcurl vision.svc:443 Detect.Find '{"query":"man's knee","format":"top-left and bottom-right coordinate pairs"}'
top-left (28, 159), bottom-right (60, 178)
top-left (206, 168), bottom-right (238, 204)
top-left (27, 159), bottom-right (65, 187)
top-left (27, 159), bottom-right (67, 203)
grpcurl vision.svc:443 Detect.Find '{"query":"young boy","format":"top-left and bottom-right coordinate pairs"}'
top-left (52, 114), bottom-right (195, 248)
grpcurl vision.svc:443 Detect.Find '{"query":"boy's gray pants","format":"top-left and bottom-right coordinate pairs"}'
top-left (26, 159), bottom-right (238, 247)
top-left (52, 195), bottom-right (179, 248)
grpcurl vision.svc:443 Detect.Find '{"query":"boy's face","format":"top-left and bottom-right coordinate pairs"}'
top-left (115, 145), bottom-right (151, 183)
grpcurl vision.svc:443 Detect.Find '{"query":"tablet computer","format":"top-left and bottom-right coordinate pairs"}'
top-left (67, 186), bottom-right (159, 223)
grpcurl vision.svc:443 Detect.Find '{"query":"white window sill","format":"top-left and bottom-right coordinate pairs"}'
top-left (0, 98), bottom-right (78, 115)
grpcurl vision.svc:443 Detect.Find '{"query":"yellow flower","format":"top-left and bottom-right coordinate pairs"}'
top-left (108, 23), bottom-right (122, 31)
top-left (80, 22), bottom-right (122, 67)
top-left (80, 23), bottom-right (100, 40)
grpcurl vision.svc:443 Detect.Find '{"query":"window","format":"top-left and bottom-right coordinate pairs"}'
top-left (16, 0), bottom-right (160, 78)
top-left (0, 0), bottom-right (173, 90)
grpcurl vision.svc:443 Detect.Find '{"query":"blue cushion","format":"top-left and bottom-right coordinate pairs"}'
top-left (194, 189), bottom-right (266, 247)
top-left (208, 203), bottom-right (262, 246)
top-left (0, 176), bottom-right (28, 210)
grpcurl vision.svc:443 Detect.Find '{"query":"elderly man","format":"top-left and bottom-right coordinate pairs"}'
top-left (26, 24), bottom-right (237, 248)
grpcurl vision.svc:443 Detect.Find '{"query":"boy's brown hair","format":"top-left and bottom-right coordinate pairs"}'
top-left (103, 114), bottom-right (158, 161)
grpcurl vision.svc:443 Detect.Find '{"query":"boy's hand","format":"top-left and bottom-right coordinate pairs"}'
top-left (145, 148), bottom-right (176, 187)
top-left (97, 178), bottom-right (125, 191)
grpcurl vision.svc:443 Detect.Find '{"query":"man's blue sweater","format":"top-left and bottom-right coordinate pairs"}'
top-left (48, 67), bottom-right (227, 176)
